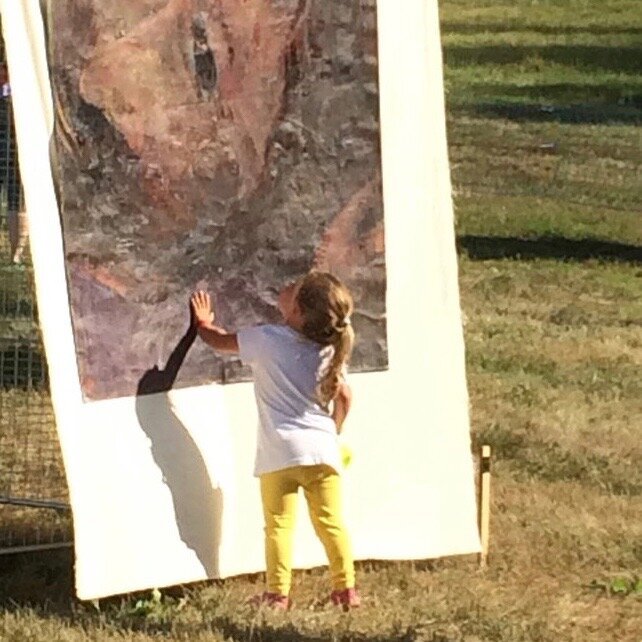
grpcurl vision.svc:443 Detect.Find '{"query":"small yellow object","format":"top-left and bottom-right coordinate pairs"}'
top-left (340, 443), bottom-right (353, 468)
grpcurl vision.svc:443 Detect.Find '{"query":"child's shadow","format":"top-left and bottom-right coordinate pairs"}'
top-left (135, 324), bottom-right (223, 576)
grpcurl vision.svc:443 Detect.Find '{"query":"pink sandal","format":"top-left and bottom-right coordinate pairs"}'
top-left (249, 591), bottom-right (290, 611)
top-left (330, 587), bottom-right (361, 610)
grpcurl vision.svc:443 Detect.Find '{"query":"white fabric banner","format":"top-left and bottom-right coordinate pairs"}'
top-left (1, 0), bottom-right (480, 600)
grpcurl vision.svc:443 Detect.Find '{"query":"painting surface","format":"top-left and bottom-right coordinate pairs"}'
top-left (51, 0), bottom-right (387, 400)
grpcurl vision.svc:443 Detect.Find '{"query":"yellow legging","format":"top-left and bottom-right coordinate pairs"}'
top-left (260, 464), bottom-right (355, 596)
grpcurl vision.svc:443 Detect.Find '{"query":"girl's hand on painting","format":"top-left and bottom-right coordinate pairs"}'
top-left (190, 291), bottom-right (214, 327)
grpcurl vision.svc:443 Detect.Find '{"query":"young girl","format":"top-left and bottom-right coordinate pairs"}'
top-left (190, 271), bottom-right (360, 611)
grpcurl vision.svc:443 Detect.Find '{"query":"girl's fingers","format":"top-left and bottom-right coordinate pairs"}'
top-left (190, 291), bottom-right (213, 314)
top-left (191, 291), bottom-right (206, 304)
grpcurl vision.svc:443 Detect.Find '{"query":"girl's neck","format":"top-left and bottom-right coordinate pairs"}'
top-left (283, 308), bottom-right (305, 333)
top-left (284, 318), bottom-right (304, 333)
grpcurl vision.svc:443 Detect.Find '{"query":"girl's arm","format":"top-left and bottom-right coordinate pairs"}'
top-left (331, 380), bottom-right (352, 434)
top-left (190, 291), bottom-right (240, 354)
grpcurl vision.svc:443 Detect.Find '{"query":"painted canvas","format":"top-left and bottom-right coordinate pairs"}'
top-left (50, 0), bottom-right (387, 400)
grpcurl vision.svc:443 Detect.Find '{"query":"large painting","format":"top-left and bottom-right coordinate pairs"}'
top-left (50, 0), bottom-right (387, 400)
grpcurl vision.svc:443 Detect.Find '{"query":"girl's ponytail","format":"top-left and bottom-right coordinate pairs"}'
top-left (295, 271), bottom-right (355, 408)
top-left (317, 321), bottom-right (354, 407)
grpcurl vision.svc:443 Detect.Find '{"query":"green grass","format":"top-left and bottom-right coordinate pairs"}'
top-left (0, 0), bottom-right (641, 640)
top-left (442, 0), bottom-right (642, 245)
top-left (455, 195), bottom-right (642, 246)
top-left (440, 0), bottom-right (642, 35)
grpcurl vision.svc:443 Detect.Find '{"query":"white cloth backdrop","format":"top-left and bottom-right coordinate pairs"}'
top-left (1, 0), bottom-right (481, 600)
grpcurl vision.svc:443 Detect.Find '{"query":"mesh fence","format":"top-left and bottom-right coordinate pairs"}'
top-left (0, 34), bottom-right (72, 553)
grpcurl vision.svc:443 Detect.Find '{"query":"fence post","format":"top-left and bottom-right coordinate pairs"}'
top-left (478, 445), bottom-right (491, 569)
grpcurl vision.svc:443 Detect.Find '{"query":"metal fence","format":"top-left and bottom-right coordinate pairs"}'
top-left (0, 32), bottom-right (72, 554)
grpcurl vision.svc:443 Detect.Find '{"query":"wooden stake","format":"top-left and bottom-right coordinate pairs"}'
top-left (478, 445), bottom-right (491, 569)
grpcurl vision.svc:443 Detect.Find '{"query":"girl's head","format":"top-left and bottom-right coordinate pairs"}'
top-left (278, 271), bottom-right (354, 407)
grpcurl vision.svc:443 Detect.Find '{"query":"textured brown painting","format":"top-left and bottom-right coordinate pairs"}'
top-left (50, 0), bottom-right (387, 400)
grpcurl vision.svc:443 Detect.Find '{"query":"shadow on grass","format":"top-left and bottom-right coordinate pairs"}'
top-left (0, 548), bottom-right (74, 607)
top-left (457, 235), bottom-right (642, 263)
top-left (441, 21), bottom-right (642, 37)
top-left (456, 100), bottom-right (641, 125)
top-left (212, 618), bottom-right (417, 642)
top-left (455, 82), bottom-right (642, 109)
top-left (0, 559), bottom-right (444, 642)
top-left (444, 44), bottom-right (642, 74)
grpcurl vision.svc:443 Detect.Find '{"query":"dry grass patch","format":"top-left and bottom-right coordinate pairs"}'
top-left (491, 477), bottom-right (641, 573)
top-left (461, 257), bottom-right (641, 496)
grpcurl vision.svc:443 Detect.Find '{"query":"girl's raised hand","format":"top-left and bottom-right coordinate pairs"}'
top-left (190, 291), bottom-right (215, 327)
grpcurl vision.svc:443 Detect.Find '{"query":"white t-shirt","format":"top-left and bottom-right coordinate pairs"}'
top-left (237, 324), bottom-right (342, 476)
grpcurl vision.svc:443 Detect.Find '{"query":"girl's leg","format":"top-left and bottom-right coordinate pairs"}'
top-left (259, 469), bottom-right (299, 596)
top-left (301, 465), bottom-right (355, 591)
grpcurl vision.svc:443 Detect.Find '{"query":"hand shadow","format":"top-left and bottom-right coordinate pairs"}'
top-left (135, 319), bottom-right (223, 577)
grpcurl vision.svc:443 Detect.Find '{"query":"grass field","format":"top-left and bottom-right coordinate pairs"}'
top-left (1, 0), bottom-right (641, 640)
